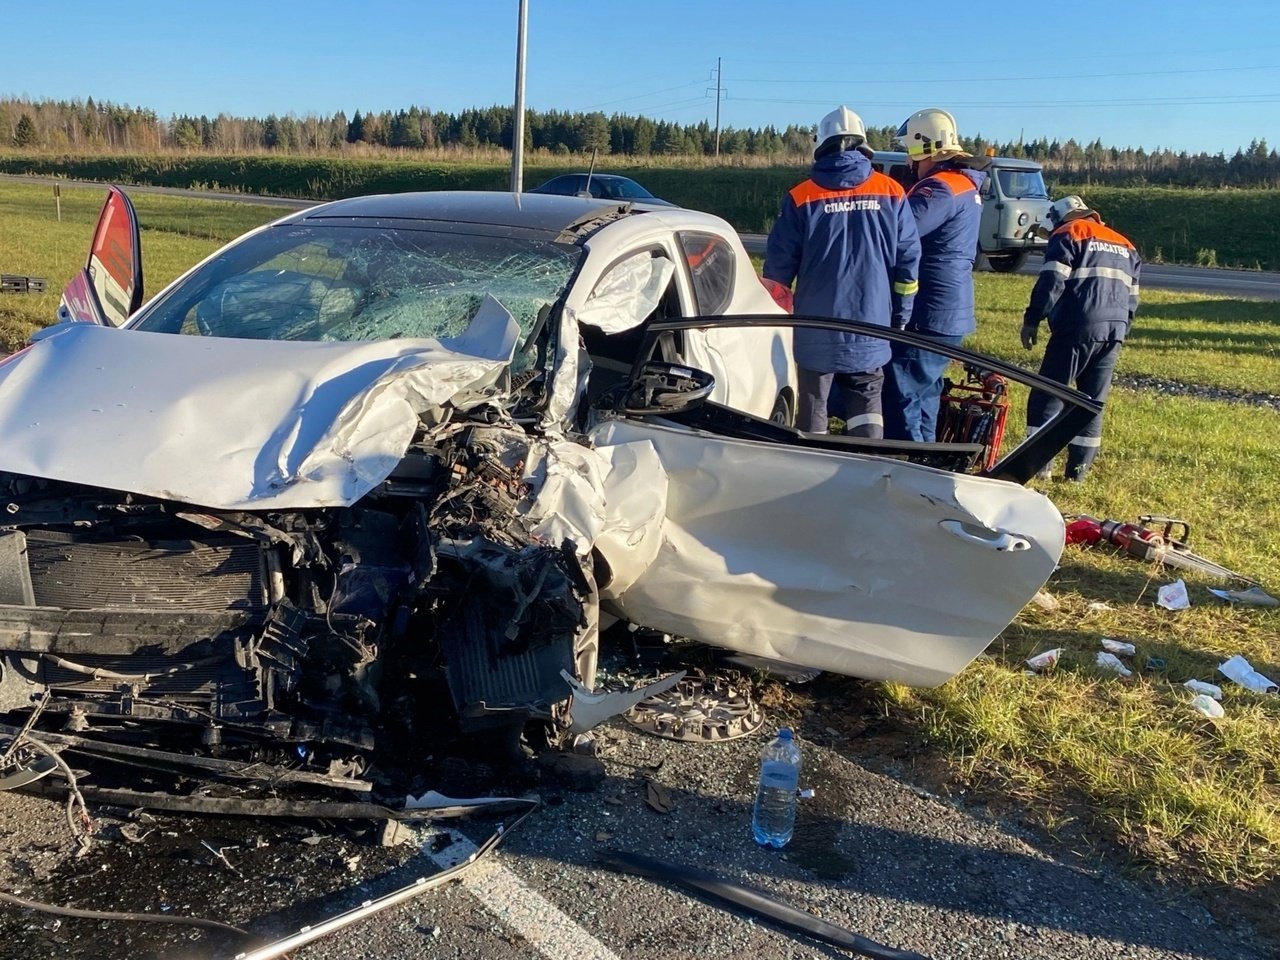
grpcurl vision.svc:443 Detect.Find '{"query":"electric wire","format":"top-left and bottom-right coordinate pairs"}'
top-left (725, 62), bottom-right (1280, 86)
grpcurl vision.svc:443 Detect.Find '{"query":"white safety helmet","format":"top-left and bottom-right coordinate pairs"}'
top-left (814, 105), bottom-right (867, 158)
top-left (1046, 195), bottom-right (1093, 226)
top-left (893, 108), bottom-right (969, 161)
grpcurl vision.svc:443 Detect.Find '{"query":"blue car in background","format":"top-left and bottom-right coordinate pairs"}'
top-left (527, 173), bottom-right (676, 206)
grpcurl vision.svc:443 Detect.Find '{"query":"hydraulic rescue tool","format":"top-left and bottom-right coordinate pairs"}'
top-left (1064, 515), bottom-right (1256, 584)
top-left (937, 365), bottom-right (1009, 472)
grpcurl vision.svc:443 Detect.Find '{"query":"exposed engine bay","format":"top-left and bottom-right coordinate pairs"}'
top-left (0, 420), bottom-right (607, 786)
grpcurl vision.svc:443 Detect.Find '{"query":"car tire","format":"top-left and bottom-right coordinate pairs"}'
top-left (770, 391), bottom-right (795, 428)
top-left (987, 252), bottom-right (1029, 274)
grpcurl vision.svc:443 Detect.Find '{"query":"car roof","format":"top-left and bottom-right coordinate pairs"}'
top-left (544, 173), bottom-right (638, 182)
top-left (291, 190), bottom-right (649, 235)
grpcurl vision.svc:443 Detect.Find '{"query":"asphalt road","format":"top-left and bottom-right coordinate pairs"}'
top-left (5, 174), bottom-right (1279, 301)
top-left (738, 233), bottom-right (1280, 301)
top-left (0, 715), bottom-right (1268, 960)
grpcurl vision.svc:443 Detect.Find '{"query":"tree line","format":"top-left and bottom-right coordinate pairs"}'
top-left (3, 96), bottom-right (1278, 187)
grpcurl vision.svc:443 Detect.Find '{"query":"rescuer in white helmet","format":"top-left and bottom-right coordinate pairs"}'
top-left (762, 106), bottom-right (920, 438)
top-left (1022, 196), bottom-right (1142, 481)
top-left (882, 108), bottom-right (987, 442)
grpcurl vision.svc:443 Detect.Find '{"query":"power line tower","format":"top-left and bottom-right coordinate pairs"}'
top-left (707, 58), bottom-right (727, 157)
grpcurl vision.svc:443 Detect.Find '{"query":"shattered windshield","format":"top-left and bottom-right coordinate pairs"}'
top-left (996, 169), bottom-right (1050, 200)
top-left (131, 223), bottom-right (580, 344)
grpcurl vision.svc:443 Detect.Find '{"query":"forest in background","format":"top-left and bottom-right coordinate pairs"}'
top-left (3, 95), bottom-right (1279, 188)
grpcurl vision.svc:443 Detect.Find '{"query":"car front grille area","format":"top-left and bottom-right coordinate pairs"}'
top-left (24, 530), bottom-right (267, 613)
top-left (0, 527), bottom-right (274, 725)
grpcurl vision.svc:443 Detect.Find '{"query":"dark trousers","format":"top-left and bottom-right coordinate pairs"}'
top-left (798, 367), bottom-right (884, 438)
top-left (882, 333), bottom-right (965, 442)
top-left (1026, 336), bottom-right (1122, 478)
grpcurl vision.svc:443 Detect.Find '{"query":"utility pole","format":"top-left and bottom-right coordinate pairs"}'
top-left (510, 0), bottom-right (529, 192)
top-left (707, 58), bottom-right (725, 157)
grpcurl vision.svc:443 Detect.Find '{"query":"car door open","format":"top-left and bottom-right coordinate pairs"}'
top-left (590, 314), bottom-right (1100, 686)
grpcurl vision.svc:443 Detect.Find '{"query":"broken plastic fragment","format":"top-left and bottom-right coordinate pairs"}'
top-left (1029, 590), bottom-right (1060, 612)
top-left (1095, 652), bottom-right (1133, 677)
top-left (645, 780), bottom-right (675, 814)
top-left (1156, 579), bottom-right (1190, 611)
top-left (1183, 679), bottom-right (1223, 700)
top-left (1189, 695), bottom-right (1225, 719)
top-left (1207, 586), bottom-right (1279, 607)
top-left (403, 791), bottom-right (523, 810)
top-left (1218, 655), bottom-right (1278, 694)
top-left (562, 669), bottom-right (685, 734)
top-left (1025, 649), bottom-right (1062, 672)
top-left (1100, 638), bottom-right (1136, 657)
top-left (1086, 601), bottom-right (1113, 613)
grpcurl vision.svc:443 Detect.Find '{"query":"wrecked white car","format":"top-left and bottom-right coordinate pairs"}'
top-left (0, 188), bottom-right (1095, 779)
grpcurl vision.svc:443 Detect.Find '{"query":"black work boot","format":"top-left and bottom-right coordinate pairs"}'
top-left (1064, 461), bottom-right (1090, 483)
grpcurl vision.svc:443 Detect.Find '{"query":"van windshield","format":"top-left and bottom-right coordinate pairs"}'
top-left (996, 169), bottom-right (1049, 199)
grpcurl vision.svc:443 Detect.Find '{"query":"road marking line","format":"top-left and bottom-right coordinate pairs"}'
top-left (425, 827), bottom-right (622, 960)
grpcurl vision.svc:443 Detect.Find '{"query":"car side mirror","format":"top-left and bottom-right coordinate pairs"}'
top-left (620, 361), bottom-right (715, 416)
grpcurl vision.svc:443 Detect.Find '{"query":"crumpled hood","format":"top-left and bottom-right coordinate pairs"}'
top-left (0, 297), bottom-right (519, 510)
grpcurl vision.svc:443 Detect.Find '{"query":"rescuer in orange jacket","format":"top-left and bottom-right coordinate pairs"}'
top-left (1022, 196), bottom-right (1141, 481)
top-left (883, 108), bottom-right (986, 442)
top-left (763, 106), bottom-right (920, 437)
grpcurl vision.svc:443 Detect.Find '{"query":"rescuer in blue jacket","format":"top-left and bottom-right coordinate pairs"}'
top-left (883, 108), bottom-right (986, 442)
top-left (764, 106), bottom-right (920, 438)
top-left (1022, 195), bottom-right (1141, 481)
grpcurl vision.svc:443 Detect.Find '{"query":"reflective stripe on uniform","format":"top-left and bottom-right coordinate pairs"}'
top-left (1070, 266), bottom-right (1135, 285)
top-left (893, 279), bottom-right (919, 296)
top-left (1041, 261), bottom-right (1071, 278)
top-left (1130, 284), bottom-right (1141, 297)
top-left (845, 413), bottom-right (885, 429)
top-left (1069, 435), bottom-right (1103, 448)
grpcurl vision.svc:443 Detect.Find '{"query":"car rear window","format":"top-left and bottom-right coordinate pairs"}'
top-left (677, 232), bottom-right (735, 315)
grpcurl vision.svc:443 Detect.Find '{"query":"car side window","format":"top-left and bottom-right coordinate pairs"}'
top-left (677, 232), bottom-right (735, 316)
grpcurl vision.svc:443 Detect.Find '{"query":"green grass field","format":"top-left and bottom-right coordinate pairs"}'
top-left (1, 179), bottom-right (1278, 897)
top-left (6, 153), bottom-right (1280, 267)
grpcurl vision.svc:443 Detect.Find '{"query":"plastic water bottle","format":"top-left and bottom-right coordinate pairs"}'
top-left (752, 728), bottom-right (801, 848)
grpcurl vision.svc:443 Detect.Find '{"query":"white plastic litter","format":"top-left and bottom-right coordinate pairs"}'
top-left (1095, 652), bottom-right (1133, 677)
top-left (1218, 655), bottom-right (1279, 694)
top-left (1183, 680), bottom-right (1223, 700)
top-left (1025, 649), bottom-right (1063, 672)
top-left (1156, 580), bottom-right (1190, 611)
top-left (1086, 601), bottom-right (1114, 613)
top-left (1100, 638), bottom-right (1136, 657)
top-left (1189, 694), bottom-right (1225, 719)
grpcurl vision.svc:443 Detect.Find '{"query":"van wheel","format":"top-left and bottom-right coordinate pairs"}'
top-left (770, 390), bottom-right (795, 427)
top-left (987, 252), bottom-right (1029, 273)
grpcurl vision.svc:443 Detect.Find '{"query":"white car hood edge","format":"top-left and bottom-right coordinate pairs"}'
top-left (0, 297), bottom-right (520, 511)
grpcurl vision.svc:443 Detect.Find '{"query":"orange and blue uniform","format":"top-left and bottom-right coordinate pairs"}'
top-left (1024, 217), bottom-right (1140, 341)
top-left (904, 164), bottom-right (985, 336)
top-left (763, 150), bottom-right (920, 375)
top-left (1024, 215), bottom-right (1142, 479)
top-left (883, 162), bottom-right (986, 442)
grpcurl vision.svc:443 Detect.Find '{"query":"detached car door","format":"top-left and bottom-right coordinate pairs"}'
top-left (591, 314), bottom-right (1098, 688)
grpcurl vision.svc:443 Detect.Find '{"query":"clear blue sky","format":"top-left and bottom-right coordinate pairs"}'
top-left (3, 0), bottom-right (1277, 153)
